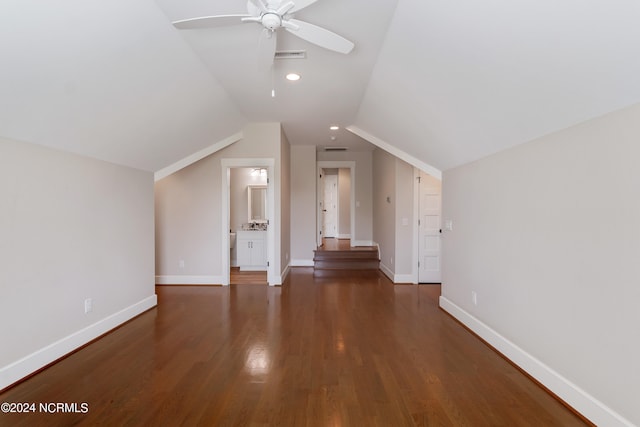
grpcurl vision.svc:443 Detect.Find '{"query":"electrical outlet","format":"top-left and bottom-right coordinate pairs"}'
top-left (471, 291), bottom-right (478, 306)
top-left (179, 259), bottom-right (185, 269)
top-left (84, 298), bottom-right (93, 314)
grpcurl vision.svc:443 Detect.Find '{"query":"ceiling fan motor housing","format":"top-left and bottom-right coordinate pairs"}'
top-left (262, 13), bottom-right (282, 30)
top-left (172, 0), bottom-right (354, 55)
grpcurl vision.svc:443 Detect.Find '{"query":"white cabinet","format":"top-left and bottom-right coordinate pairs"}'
top-left (236, 231), bottom-right (267, 271)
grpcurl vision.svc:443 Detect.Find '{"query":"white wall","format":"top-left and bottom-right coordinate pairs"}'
top-left (155, 152), bottom-right (219, 280)
top-left (441, 103), bottom-right (640, 426)
top-left (373, 149), bottom-right (396, 274)
top-left (290, 146), bottom-right (317, 266)
top-left (0, 137), bottom-right (156, 389)
top-left (394, 161), bottom-right (414, 278)
top-left (280, 128), bottom-right (291, 279)
top-left (317, 150), bottom-right (373, 245)
top-left (372, 148), bottom-right (415, 282)
top-left (155, 123), bottom-right (285, 284)
top-left (338, 168), bottom-right (351, 237)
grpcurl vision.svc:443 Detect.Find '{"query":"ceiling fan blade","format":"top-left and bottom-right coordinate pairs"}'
top-left (276, 1), bottom-right (296, 16)
top-left (257, 30), bottom-right (277, 71)
top-left (172, 15), bottom-right (250, 30)
top-left (285, 19), bottom-right (354, 54)
top-left (290, 0), bottom-right (319, 13)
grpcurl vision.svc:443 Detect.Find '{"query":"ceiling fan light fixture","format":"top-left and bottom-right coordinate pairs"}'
top-left (329, 125), bottom-right (339, 130)
top-left (286, 73), bottom-right (301, 81)
top-left (251, 168), bottom-right (267, 177)
top-left (172, 0), bottom-right (355, 60)
top-left (261, 13), bottom-right (282, 30)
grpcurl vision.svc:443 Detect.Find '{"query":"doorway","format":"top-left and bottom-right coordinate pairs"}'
top-left (221, 158), bottom-right (275, 286)
top-left (322, 172), bottom-right (338, 238)
top-left (417, 170), bottom-right (442, 283)
top-left (229, 167), bottom-right (268, 285)
top-left (316, 161), bottom-right (355, 248)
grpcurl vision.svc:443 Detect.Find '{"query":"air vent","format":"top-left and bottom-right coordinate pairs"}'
top-left (275, 50), bottom-right (307, 60)
top-left (324, 147), bottom-right (347, 152)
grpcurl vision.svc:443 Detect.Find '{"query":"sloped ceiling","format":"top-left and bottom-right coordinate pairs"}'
top-left (2, 0), bottom-right (640, 172)
top-left (0, 0), bottom-right (247, 171)
top-left (355, 0), bottom-right (640, 170)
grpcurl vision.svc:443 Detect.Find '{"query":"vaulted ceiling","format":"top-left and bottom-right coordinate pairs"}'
top-left (2, 0), bottom-right (640, 173)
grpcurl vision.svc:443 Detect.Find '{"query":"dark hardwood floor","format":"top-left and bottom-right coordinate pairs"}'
top-left (0, 268), bottom-right (589, 426)
top-left (230, 267), bottom-right (267, 285)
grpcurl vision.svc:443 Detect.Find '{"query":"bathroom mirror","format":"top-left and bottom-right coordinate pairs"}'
top-left (247, 185), bottom-right (267, 223)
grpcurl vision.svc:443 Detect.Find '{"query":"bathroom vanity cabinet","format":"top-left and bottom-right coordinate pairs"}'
top-left (236, 230), bottom-right (267, 271)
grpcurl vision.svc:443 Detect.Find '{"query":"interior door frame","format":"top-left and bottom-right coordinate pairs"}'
top-left (316, 161), bottom-right (355, 248)
top-left (221, 158), bottom-right (275, 286)
top-left (322, 173), bottom-right (338, 238)
top-left (414, 168), bottom-right (442, 284)
top-left (412, 168), bottom-right (420, 284)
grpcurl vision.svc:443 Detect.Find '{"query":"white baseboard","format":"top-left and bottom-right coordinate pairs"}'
top-left (0, 295), bottom-right (157, 391)
top-left (239, 266), bottom-right (268, 272)
top-left (380, 262), bottom-right (393, 281)
top-left (337, 234), bottom-right (351, 239)
top-left (351, 240), bottom-right (374, 247)
top-left (290, 259), bottom-right (314, 267)
top-left (272, 264), bottom-right (290, 286)
top-left (379, 263), bottom-right (414, 284)
top-left (155, 275), bottom-right (223, 285)
top-left (393, 274), bottom-right (414, 284)
top-left (439, 296), bottom-right (634, 427)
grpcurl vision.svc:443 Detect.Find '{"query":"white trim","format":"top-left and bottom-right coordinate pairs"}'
top-left (239, 266), bottom-right (268, 272)
top-left (379, 263), bottom-right (414, 284)
top-left (0, 295), bottom-right (157, 390)
top-left (346, 126), bottom-right (442, 180)
top-left (221, 158), bottom-right (276, 286)
top-left (155, 275), bottom-right (223, 285)
top-left (393, 274), bottom-right (414, 284)
top-left (336, 234), bottom-right (352, 239)
top-left (154, 132), bottom-right (243, 181)
top-left (291, 259), bottom-right (314, 267)
top-left (275, 264), bottom-right (291, 285)
top-left (412, 168), bottom-right (420, 284)
top-left (380, 262), bottom-right (393, 281)
top-left (439, 296), bottom-right (634, 427)
top-left (352, 240), bottom-right (374, 247)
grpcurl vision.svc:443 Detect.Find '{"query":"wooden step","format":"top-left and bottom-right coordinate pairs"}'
top-left (312, 269), bottom-right (382, 279)
top-left (313, 247), bottom-right (380, 272)
top-left (313, 250), bottom-right (378, 260)
top-left (313, 259), bottom-right (380, 270)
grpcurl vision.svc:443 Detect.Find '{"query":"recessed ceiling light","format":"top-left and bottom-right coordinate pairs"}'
top-left (286, 73), bottom-right (301, 81)
top-left (329, 125), bottom-right (339, 130)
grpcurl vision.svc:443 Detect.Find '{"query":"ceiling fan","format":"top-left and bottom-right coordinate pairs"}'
top-left (172, 0), bottom-right (355, 66)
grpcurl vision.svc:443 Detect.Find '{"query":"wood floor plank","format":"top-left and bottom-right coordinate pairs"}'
top-left (0, 268), bottom-right (591, 426)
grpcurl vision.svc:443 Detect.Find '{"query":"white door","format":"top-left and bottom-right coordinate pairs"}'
top-left (251, 238), bottom-right (266, 267)
top-left (418, 171), bottom-right (442, 283)
top-left (323, 174), bottom-right (338, 238)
